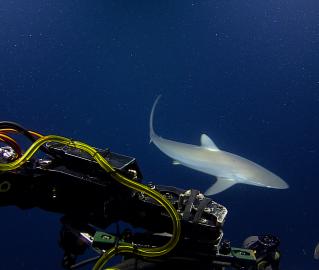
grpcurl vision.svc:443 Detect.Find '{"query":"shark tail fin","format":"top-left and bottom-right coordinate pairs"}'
top-left (150, 95), bottom-right (162, 142)
top-left (204, 177), bottom-right (236, 195)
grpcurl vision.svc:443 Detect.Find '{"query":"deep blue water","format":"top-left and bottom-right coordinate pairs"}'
top-left (1, 0), bottom-right (318, 269)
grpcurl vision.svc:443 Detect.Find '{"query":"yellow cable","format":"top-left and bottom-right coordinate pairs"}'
top-left (0, 135), bottom-right (181, 270)
top-left (0, 133), bottom-right (19, 145)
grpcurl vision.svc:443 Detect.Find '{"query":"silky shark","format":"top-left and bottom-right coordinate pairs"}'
top-left (149, 96), bottom-right (289, 195)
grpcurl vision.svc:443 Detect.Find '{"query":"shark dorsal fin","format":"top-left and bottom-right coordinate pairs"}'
top-left (200, 134), bottom-right (219, 151)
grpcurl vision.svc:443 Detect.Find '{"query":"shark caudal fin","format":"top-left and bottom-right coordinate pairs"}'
top-left (149, 95), bottom-right (162, 143)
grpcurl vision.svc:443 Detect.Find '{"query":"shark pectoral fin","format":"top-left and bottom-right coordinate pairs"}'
top-left (200, 134), bottom-right (219, 151)
top-left (172, 160), bottom-right (181, 165)
top-left (204, 177), bottom-right (236, 196)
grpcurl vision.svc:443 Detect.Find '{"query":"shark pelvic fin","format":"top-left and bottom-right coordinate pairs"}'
top-left (172, 160), bottom-right (181, 165)
top-left (204, 177), bottom-right (236, 195)
top-left (200, 134), bottom-right (219, 151)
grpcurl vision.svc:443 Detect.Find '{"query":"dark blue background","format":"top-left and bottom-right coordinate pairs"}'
top-left (1, 0), bottom-right (318, 269)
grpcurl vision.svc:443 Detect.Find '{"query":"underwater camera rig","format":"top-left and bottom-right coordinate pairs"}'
top-left (0, 121), bottom-right (281, 270)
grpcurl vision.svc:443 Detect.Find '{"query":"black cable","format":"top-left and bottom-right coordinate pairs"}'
top-left (0, 121), bottom-right (37, 143)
